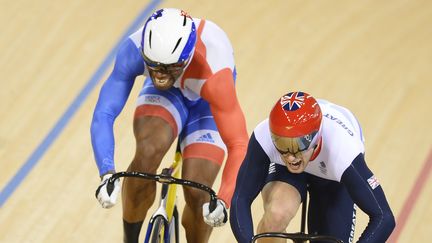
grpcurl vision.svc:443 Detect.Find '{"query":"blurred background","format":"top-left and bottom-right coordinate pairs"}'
top-left (1, 0), bottom-right (431, 242)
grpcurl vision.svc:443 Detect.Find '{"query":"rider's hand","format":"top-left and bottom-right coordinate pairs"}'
top-left (202, 199), bottom-right (228, 227)
top-left (95, 173), bottom-right (121, 209)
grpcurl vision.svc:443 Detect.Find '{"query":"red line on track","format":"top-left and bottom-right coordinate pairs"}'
top-left (388, 148), bottom-right (432, 242)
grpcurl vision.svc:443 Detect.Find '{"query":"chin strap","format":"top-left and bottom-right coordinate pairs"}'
top-left (310, 137), bottom-right (322, 161)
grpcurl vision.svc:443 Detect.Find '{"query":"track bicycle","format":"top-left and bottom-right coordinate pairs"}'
top-left (107, 143), bottom-right (218, 243)
top-left (251, 191), bottom-right (343, 243)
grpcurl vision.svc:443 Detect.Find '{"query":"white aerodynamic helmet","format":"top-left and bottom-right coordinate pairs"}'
top-left (141, 8), bottom-right (197, 65)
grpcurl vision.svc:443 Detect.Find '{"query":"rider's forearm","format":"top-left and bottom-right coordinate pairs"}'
top-left (230, 197), bottom-right (255, 243)
top-left (90, 74), bottom-right (135, 176)
top-left (90, 40), bottom-right (142, 176)
top-left (91, 110), bottom-right (116, 176)
top-left (201, 68), bottom-right (249, 207)
top-left (341, 154), bottom-right (396, 242)
top-left (230, 134), bottom-right (270, 242)
top-left (217, 141), bottom-right (248, 205)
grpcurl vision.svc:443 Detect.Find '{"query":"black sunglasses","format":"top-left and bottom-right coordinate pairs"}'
top-left (141, 51), bottom-right (188, 72)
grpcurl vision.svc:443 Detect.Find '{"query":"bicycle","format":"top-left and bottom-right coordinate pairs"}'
top-left (251, 191), bottom-right (343, 243)
top-left (107, 143), bottom-right (218, 243)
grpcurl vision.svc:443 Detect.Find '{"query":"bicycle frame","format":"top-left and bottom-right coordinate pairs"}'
top-left (142, 151), bottom-right (182, 243)
top-left (165, 151), bottom-right (182, 223)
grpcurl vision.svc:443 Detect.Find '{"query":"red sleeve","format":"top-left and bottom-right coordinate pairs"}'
top-left (201, 68), bottom-right (249, 207)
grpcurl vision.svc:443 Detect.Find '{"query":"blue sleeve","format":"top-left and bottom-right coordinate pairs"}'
top-left (90, 38), bottom-right (144, 176)
top-left (341, 154), bottom-right (395, 242)
top-left (230, 133), bottom-right (270, 243)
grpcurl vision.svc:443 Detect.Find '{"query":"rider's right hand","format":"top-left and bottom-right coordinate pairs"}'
top-left (95, 173), bottom-right (121, 209)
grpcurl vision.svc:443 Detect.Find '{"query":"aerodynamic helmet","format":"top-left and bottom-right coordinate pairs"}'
top-left (141, 8), bottom-right (197, 66)
top-left (269, 91), bottom-right (322, 152)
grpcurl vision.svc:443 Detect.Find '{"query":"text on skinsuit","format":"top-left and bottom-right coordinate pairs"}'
top-left (323, 114), bottom-right (354, 136)
top-left (349, 204), bottom-right (357, 243)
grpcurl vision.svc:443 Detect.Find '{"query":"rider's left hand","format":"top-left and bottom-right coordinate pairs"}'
top-left (202, 199), bottom-right (228, 227)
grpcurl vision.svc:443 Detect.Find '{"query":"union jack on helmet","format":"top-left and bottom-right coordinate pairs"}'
top-left (269, 91), bottom-right (322, 152)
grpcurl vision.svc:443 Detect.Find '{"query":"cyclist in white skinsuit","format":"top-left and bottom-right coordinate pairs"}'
top-left (230, 92), bottom-right (395, 243)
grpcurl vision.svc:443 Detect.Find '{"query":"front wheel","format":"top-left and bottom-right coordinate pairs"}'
top-left (150, 216), bottom-right (166, 243)
top-left (170, 206), bottom-right (179, 243)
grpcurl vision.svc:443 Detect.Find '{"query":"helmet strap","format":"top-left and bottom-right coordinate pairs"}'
top-left (309, 137), bottom-right (322, 161)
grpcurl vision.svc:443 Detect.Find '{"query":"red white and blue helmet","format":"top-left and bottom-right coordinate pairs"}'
top-left (141, 8), bottom-right (197, 65)
top-left (269, 91), bottom-right (322, 151)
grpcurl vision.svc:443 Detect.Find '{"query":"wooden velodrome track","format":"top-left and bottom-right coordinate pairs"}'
top-left (1, 0), bottom-right (431, 242)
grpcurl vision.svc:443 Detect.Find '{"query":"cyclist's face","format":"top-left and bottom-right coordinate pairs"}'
top-left (271, 133), bottom-right (317, 173)
top-left (143, 53), bottom-right (188, 90)
top-left (147, 65), bottom-right (183, 90)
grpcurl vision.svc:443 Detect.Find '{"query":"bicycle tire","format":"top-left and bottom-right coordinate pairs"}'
top-left (150, 216), bottom-right (166, 243)
top-left (172, 206), bottom-right (179, 243)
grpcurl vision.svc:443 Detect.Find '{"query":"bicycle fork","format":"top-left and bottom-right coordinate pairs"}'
top-left (143, 173), bottom-right (178, 243)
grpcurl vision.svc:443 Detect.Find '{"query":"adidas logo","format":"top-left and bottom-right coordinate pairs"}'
top-left (268, 163), bottom-right (276, 174)
top-left (197, 133), bottom-right (215, 143)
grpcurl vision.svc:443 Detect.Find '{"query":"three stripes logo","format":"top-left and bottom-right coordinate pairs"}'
top-left (268, 163), bottom-right (276, 174)
top-left (197, 133), bottom-right (215, 143)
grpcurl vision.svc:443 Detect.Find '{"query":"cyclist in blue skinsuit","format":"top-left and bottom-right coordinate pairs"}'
top-left (91, 8), bottom-right (248, 243)
top-left (230, 91), bottom-right (395, 243)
